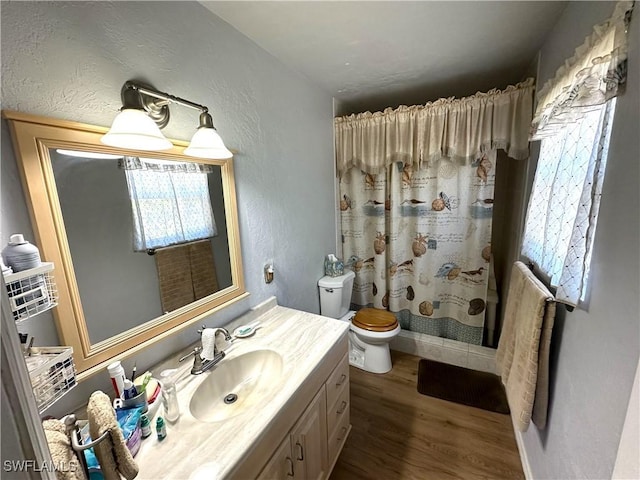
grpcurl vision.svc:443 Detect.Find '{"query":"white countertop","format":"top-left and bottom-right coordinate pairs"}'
top-left (133, 302), bottom-right (349, 479)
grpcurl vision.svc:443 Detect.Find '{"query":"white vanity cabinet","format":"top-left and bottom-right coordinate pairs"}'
top-left (254, 352), bottom-right (351, 480)
top-left (257, 387), bottom-right (328, 480)
top-left (135, 305), bottom-right (352, 480)
top-left (325, 354), bottom-right (351, 472)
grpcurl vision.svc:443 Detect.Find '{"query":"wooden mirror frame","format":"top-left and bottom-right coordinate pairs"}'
top-left (3, 111), bottom-right (247, 379)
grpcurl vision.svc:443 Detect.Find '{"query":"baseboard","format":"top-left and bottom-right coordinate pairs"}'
top-left (390, 329), bottom-right (497, 374)
top-left (512, 422), bottom-right (533, 480)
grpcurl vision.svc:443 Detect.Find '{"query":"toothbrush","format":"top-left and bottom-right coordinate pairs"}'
top-left (139, 372), bottom-right (152, 392)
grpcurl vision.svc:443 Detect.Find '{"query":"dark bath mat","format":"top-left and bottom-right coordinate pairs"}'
top-left (417, 359), bottom-right (510, 414)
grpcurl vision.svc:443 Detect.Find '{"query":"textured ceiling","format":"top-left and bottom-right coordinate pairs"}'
top-left (201, 1), bottom-right (567, 114)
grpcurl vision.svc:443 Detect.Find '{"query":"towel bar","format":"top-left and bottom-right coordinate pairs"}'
top-left (62, 414), bottom-right (110, 478)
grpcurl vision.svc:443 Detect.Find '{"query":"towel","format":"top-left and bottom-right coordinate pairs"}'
top-left (87, 391), bottom-right (138, 480)
top-left (42, 419), bottom-right (87, 480)
top-left (496, 261), bottom-right (556, 432)
top-left (201, 328), bottom-right (217, 360)
top-left (155, 241), bottom-right (219, 313)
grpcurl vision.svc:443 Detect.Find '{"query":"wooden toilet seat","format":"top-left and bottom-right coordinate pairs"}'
top-left (352, 308), bottom-right (398, 332)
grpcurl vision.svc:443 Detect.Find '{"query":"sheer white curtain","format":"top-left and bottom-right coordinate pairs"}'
top-left (522, 1), bottom-right (632, 306)
top-left (522, 99), bottom-right (616, 305)
top-left (122, 160), bottom-right (217, 251)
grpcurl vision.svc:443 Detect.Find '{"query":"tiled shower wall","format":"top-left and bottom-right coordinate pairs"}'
top-left (391, 330), bottom-right (496, 374)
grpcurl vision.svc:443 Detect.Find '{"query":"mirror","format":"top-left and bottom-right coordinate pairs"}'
top-left (3, 111), bottom-right (247, 379)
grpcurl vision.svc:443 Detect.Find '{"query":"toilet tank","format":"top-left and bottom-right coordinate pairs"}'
top-left (318, 270), bottom-right (355, 319)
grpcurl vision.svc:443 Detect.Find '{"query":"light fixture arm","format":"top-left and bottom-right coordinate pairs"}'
top-left (126, 81), bottom-right (208, 113)
top-left (121, 81), bottom-right (213, 130)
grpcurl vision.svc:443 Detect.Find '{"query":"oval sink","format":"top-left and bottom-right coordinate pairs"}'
top-left (189, 349), bottom-right (283, 423)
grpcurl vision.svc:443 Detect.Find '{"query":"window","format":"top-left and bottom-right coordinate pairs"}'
top-left (125, 168), bottom-right (217, 251)
top-left (521, 99), bottom-right (616, 305)
top-left (521, 1), bottom-right (631, 306)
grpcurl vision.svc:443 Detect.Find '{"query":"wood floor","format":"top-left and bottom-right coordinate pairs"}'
top-left (330, 351), bottom-right (524, 480)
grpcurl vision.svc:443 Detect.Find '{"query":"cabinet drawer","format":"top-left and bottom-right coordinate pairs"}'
top-left (327, 384), bottom-right (349, 437)
top-left (327, 408), bottom-right (350, 469)
top-left (326, 354), bottom-right (349, 409)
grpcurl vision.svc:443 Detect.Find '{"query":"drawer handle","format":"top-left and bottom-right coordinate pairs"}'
top-left (336, 373), bottom-right (347, 386)
top-left (337, 426), bottom-right (347, 442)
top-left (286, 457), bottom-right (294, 477)
top-left (296, 441), bottom-right (304, 461)
top-left (336, 400), bottom-right (347, 415)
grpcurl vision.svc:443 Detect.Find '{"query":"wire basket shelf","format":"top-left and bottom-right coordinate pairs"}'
top-left (4, 262), bottom-right (58, 322)
top-left (25, 347), bottom-right (77, 413)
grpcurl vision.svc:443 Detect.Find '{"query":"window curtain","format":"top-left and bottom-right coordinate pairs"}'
top-left (522, 99), bottom-right (616, 305)
top-left (122, 158), bottom-right (217, 251)
top-left (335, 78), bottom-right (534, 175)
top-left (522, 1), bottom-right (633, 306)
top-left (530, 1), bottom-right (633, 140)
top-left (119, 156), bottom-right (218, 174)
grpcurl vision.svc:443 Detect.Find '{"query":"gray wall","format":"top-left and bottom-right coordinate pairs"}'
top-left (520, 3), bottom-right (640, 479)
top-left (490, 150), bottom-right (528, 345)
top-left (1, 1), bottom-right (336, 415)
top-left (52, 155), bottom-right (163, 344)
top-left (208, 167), bottom-right (233, 290)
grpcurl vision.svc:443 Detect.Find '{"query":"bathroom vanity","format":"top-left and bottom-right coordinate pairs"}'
top-left (133, 301), bottom-right (351, 479)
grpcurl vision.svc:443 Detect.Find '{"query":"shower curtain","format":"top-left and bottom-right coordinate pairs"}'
top-left (335, 79), bottom-right (534, 344)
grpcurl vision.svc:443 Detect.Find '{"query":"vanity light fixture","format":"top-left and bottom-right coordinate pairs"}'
top-left (102, 81), bottom-right (232, 159)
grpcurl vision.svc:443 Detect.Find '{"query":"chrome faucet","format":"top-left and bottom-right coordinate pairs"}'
top-left (210, 327), bottom-right (233, 351)
top-left (179, 327), bottom-right (232, 375)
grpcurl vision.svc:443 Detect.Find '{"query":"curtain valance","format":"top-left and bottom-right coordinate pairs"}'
top-left (531, 1), bottom-right (633, 139)
top-left (334, 78), bottom-right (534, 175)
top-left (118, 156), bottom-right (218, 174)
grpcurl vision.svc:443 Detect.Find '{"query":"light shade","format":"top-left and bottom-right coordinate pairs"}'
top-left (101, 109), bottom-right (173, 151)
top-left (184, 127), bottom-right (233, 159)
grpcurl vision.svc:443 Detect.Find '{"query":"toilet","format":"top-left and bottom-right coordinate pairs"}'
top-left (318, 270), bottom-right (400, 374)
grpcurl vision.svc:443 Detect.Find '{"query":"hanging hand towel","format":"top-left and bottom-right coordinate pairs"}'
top-left (496, 261), bottom-right (556, 432)
top-left (87, 391), bottom-right (139, 480)
top-left (42, 419), bottom-right (87, 480)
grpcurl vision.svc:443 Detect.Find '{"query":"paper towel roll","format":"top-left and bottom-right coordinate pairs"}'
top-left (201, 328), bottom-right (217, 360)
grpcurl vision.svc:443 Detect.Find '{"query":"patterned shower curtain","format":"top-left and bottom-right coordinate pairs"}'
top-left (341, 152), bottom-right (495, 344)
top-left (335, 79), bottom-right (534, 345)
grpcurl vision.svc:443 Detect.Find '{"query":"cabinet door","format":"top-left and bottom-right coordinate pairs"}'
top-left (291, 387), bottom-right (328, 480)
top-left (257, 436), bottom-right (295, 480)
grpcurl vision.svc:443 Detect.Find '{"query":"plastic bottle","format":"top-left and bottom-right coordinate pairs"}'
top-left (140, 414), bottom-right (152, 438)
top-left (160, 369), bottom-right (180, 423)
top-left (122, 379), bottom-right (137, 400)
top-left (156, 417), bottom-right (167, 441)
top-left (2, 234), bottom-right (41, 272)
top-left (107, 361), bottom-right (127, 399)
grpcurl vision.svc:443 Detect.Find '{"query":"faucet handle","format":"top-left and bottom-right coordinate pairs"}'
top-left (196, 325), bottom-right (208, 335)
top-left (179, 346), bottom-right (203, 363)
